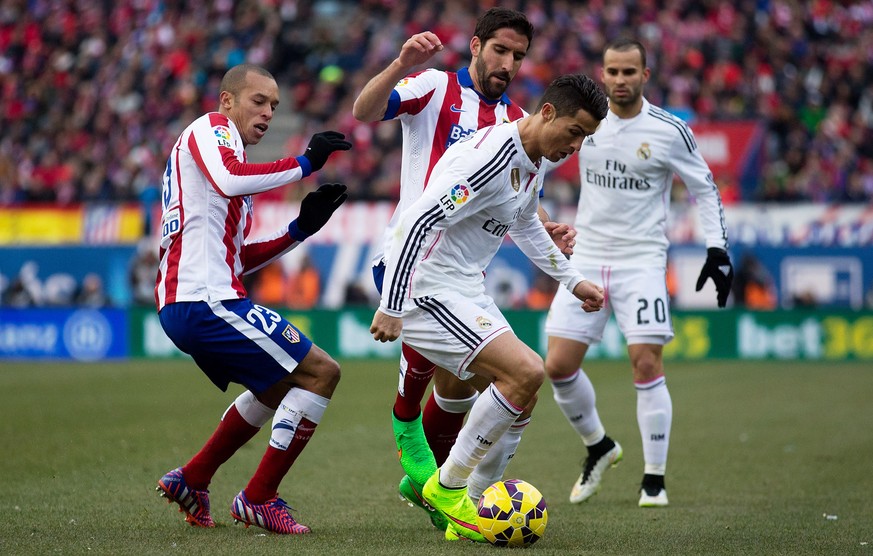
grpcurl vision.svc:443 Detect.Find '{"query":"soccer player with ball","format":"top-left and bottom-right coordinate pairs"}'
top-left (353, 7), bottom-right (576, 529)
top-left (370, 73), bottom-right (607, 542)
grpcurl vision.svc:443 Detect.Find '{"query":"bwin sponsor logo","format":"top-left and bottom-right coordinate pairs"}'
top-left (447, 124), bottom-right (475, 147)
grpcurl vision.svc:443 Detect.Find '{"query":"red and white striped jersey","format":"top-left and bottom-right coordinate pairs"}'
top-left (155, 112), bottom-right (311, 310)
top-left (373, 67), bottom-right (527, 264)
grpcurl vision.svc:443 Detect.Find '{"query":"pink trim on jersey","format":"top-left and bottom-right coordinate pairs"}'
top-left (601, 265), bottom-right (611, 309)
top-left (475, 126), bottom-right (495, 148)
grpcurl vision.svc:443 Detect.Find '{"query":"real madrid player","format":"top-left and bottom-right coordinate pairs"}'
top-left (544, 39), bottom-right (733, 508)
top-left (353, 8), bottom-right (576, 525)
top-left (370, 74), bottom-right (607, 543)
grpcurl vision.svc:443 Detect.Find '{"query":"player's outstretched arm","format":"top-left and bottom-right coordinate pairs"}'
top-left (572, 280), bottom-right (605, 313)
top-left (370, 309), bottom-right (402, 342)
top-left (353, 31), bottom-right (443, 122)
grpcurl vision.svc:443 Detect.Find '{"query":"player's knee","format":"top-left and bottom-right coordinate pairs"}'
top-left (632, 355), bottom-right (662, 382)
top-left (318, 356), bottom-right (341, 390)
top-left (515, 353), bottom-right (545, 394)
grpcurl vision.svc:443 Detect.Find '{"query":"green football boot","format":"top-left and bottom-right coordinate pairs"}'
top-left (398, 475), bottom-right (448, 530)
top-left (392, 412), bottom-right (437, 486)
top-left (422, 470), bottom-right (486, 543)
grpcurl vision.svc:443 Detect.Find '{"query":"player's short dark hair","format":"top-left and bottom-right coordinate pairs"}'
top-left (474, 7), bottom-right (534, 50)
top-left (219, 64), bottom-right (275, 97)
top-left (603, 38), bottom-right (647, 69)
top-left (536, 74), bottom-right (608, 121)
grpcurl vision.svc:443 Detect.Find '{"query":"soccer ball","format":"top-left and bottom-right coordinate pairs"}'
top-left (476, 479), bottom-right (548, 547)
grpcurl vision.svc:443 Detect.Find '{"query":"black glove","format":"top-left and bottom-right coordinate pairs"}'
top-left (296, 183), bottom-right (348, 236)
top-left (302, 131), bottom-right (352, 172)
top-left (695, 247), bottom-right (734, 308)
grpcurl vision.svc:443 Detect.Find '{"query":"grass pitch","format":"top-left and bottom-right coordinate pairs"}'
top-left (1, 358), bottom-right (871, 555)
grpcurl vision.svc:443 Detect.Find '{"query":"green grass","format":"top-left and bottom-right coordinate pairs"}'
top-left (1, 359), bottom-right (871, 555)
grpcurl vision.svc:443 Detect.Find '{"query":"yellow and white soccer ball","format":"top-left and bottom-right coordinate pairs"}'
top-left (476, 479), bottom-right (548, 547)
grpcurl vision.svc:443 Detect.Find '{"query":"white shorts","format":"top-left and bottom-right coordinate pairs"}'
top-left (401, 292), bottom-right (511, 380)
top-left (545, 265), bottom-right (674, 346)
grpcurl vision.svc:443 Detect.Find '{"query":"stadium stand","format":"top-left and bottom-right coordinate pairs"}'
top-left (0, 0), bottom-right (870, 205)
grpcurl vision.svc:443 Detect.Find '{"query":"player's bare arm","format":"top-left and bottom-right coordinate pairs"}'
top-left (370, 309), bottom-right (403, 342)
top-left (572, 280), bottom-right (604, 312)
top-left (352, 31), bottom-right (444, 122)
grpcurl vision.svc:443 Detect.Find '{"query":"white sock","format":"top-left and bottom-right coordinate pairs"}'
top-left (467, 416), bottom-right (530, 502)
top-left (440, 383), bottom-right (522, 488)
top-left (224, 390), bottom-right (274, 427)
top-left (433, 389), bottom-right (478, 413)
top-left (636, 376), bottom-right (671, 475)
top-left (270, 388), bottom-right (329, 451)
top-left (551, 369), bottom-right (605, 445)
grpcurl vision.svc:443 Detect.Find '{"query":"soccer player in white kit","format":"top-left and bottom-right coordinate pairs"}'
top-left (154, 64), bottom-right (352, 533)
top-left (353, 8), bottom-right (575, 526)
top-left (370, 74), bottom-right (607, 543)
top-left (544, 39), bottom-right (734, 508)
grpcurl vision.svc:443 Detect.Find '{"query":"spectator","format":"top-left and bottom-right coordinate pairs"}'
top-left (285, 254), bottom-right (321, 309)
top-left (1, 1), bottom-right (871, 206)
top-left (75, 273), bottom-right (110, 308)
top-left (129, 237), bottom-right (159, 307)
top-left (732, 252), bottom-right (777, 310)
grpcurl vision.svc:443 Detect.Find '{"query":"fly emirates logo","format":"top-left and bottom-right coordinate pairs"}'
top-left (586, 159), bottom-right (652, 191)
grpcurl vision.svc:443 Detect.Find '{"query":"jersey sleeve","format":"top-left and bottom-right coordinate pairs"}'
top-left (668, 125), bottom-right (730, 250)
top-left (383, 69), bottom-right (444, 120)
top-left (378, 147), bottom-right (494, 316)
top-left (188, 113), bottom-right (310, 198)
top-left (241, 226), bottom-right (302, 275)
top-left (509, 196), bottom-right (585, 293)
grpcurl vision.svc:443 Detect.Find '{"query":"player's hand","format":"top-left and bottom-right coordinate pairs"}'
top-left (397, 31), bottom-right (443, 68)
top-left (296, 183), bottom-right (348, 236)
top-left (572, 280), bottom-right (604, 313)
top-left (543, 221), bottom-right (576, 256)
top-left (370, 310), bottom-right (402, 342)
top-left (302, 131), bottom-right (352, 172)
top-left (695, 247), bottom-right (734, 308)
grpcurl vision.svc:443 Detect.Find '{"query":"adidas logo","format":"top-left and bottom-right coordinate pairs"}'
top-left (584, 136), bottom-right (596, 146)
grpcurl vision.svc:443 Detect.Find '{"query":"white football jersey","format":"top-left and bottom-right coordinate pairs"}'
top-left (373, 67), bottom-right (527, 265)
top-left (380, 121), bottom-right (584, 316)
top-left (156, 112), bottom-right (310, 310)
top-left (573, 98), bottom-right (728, 268)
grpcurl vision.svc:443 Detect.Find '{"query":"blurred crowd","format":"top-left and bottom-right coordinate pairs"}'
top-left (1, 0), bottom-right (872, 208)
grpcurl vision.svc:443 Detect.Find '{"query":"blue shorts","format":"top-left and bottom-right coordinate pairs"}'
top-left (159, 299), bottom-right (313, 394)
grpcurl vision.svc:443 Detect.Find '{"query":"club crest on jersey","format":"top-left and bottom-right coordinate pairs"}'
top-left (282, 325), bottom-right (300, 343)
top-left (213, 125), bottom-right (233, 148)
top-left (637, 142), bottom-right (652, 160)
top-left (510, 168), bottom-right (520, 192)
top-left (476, 316), bottom-right (493, 329)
